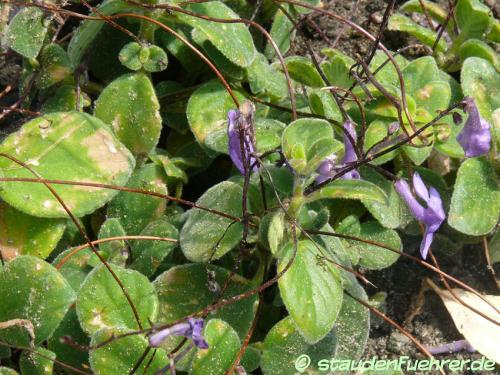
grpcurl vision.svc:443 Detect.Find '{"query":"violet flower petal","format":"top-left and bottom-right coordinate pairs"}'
top-left (341, 120), bottom-right (358, 165)
top-left (227, 109), bottom-right (258, 175)
top-left (395, 175), bottom-right (445, 260)
top-left (427, 339), bottom-right (475, 355)
top-left (394, 179), bottom-right (426, 221)
top-left (420, 228), bottom-right (434, 260)
top-left (149, 318), bottom-right (209, 349)
top-left (413, 172), bottom-right (430, 202)
top-left (456, 97), bottom-right (491, 157)
top-left (339, 120), bottom-right (360, 180)
top-left (188, 318), bottom-right (209, 349)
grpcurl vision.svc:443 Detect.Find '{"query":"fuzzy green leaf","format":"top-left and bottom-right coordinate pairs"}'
top-left (5, 8), bottom-right (48, 59)
top-left (448, 157), bottom-right (500, 236)
top-left (307, 179), bottom-right (388, 205)
top-left (180, 181), bottom-right (243, 262)
top-left (261, 316), bottom-right (336, 375)
top-left (90, 327), bottom-right (167, 375)
top-left (282, 118), bottom-right (341, 175)
top-left (107, 163), bottom-right (167, 235)
top-left (0, 201), bottom-right (65, 260)
top-left (191, 319), bottom-right (240, 375)
top-left (179, 1), bottom-right (256, 67)
top-left (278, 240), bottom-right (343, 344)
top-left (0, 112), bottom-right (135, 218)
top-left (76, 264), bottom-right (158, 335)
top-left (154, 264), bottom-right (257, 337)
top-left (0, 256), bottom-right (75, 346)
top-left (94, 73), bottom-right (162, 155)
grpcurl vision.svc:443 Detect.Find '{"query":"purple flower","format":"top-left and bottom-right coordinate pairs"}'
top-left (395, 173), bottom-right (445, 259)
top-left (315, 120), bottom-right (360, 184)
top-left (456, 97), bottom-right (491, 157)
top-left (427, 339), bottom-right (475, 355)
top-left (228, 109), bottom-right (258, 175)
top-left (149, 318), bottom-right (209, 349)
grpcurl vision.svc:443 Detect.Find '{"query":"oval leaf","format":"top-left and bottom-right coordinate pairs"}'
top-left (94, 73), bottom-right (162, 155)
top-left (191, 319), bottom-right (240, 375)
top-left (153, 264), bottom-right (257, 337)
top-left (90, 327), bottom-right (167, 375)
top-left (448, 157), bottom-right (500, 235)
top-left (0, 112), bottom-right (135, 218)
top-left (0, 256), bottom-right (76, 346)
top-left (278, 240), bottom-right (343, 344)
top-left (307, 179), bottom-right (388, 205)
top-left (76, 264), bottom-right (158, 335)
top-left (261, 316), bottom-right (336, 375)
top-left (179, 1), bottom-right (256, 67)
top-left (180, 181), bottom-right (243, 262)
top-left (0, 201), bottom-right (65, 260)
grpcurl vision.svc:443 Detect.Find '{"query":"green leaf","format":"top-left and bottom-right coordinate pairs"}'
top-left (400, 0), bottom-right (450, 27)
top-left (94, 73), bottom-right (161, 155)
top-left (486, 19), bottom-right (500, 42)
top-left (179, 1), bottom-right (256, 67)
top-left (258, 211), bottom-right (286, 255)
top-left (19, 347), bottom-right (55, 375)
top-left (285, 56), bottom-right (324, 87)
top-left (76, 264), bottom-right (158, 335)
top-left (47, 309), bottom-right (90, 371)
top-left (130, 218), bottom-right (178, 277)
top-left (461, 57), bottom-right (500, 124)
top-left (448, 157), bottom-right (500, 236)
top-left (67, 0), bottom-right (138, 66)
top-left (186, 80), bottom-right (245, 154)
top-left (191, 319), bottom-right (240, 375)
top-left (41, 85), bottom-right (91, 113)
top-left (308, 90), bottom-right (343, 123)
top-left (282, 118), bottom-right (341, 175)
top-left (459, 39), bottom-right (499, 71)
top-left (265, 4), bottom-right (295, 59)
top-left (153, 264), bottom-right (257, 337)
top-left (36, 44), bottom-right (73, 89)
top-left (53, 247), bottom-right (94, 292)
top-left (360, 167), bottom-right (412, 229)
top-left (5, 8), bottom-right (48, 59)
top-left (180, 181), bottom-right (243, 262)
top-left (0, 201), bottom-right (65, 260)
top-left (107, 163), bottom-right (167, 235)
top-left (367, 51), bottom-right (409, 88)
top-left (94, 218), bottom-right (127, 267)
top-left (321, 49), bottom-right (356, 89)
top-left (246, 53), bottom-right (289, 100)
top-left (191, 28), bottom-right (246, 80)
top-left (333, 293), bottom-right (370, 362)
top-left (157, 22), bottom-right (204, 74)
top-left (0, 256), bottom-right (75, 346)
top-left (278, 240), bottom-right (343, 344)
top-left (0, 112), bottom-right (135, 218)
top-left (363, 119), bottom-right (398, 166)
top-left (254, 118), bottom-right (287, 153)
top-left (261, 316), bottom-right (336, 375)
top-left (388, 14), bottom-right (447, 53)
top-left (0, 368), bottom-right (18, 375)
top-left (118, 42), bottom-right (169, 73)
top-left (241, 345), bottom-right (261, 372)
top-left (90, 327), bottom-right (167, 375)
top-left (402, 56), bottom-right (451, 115)
top-left (346, 221), bottom-right (401, 270)
top-left (455, 0), bottom-right (491, 41)
top-left (307, 179), bottom-right (388, 205)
